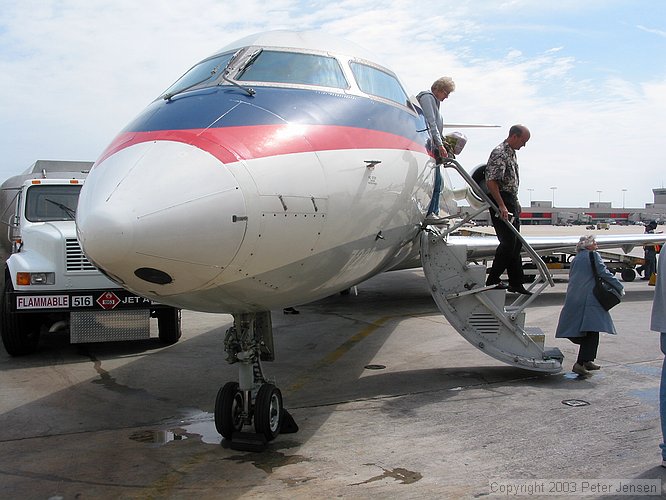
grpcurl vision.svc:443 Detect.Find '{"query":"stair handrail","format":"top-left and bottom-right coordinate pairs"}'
top-left (439, 158), bottom-right (554, 288)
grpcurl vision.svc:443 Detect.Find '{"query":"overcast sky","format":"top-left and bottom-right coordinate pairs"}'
top-left (1, 0), bottom-right (665, 208)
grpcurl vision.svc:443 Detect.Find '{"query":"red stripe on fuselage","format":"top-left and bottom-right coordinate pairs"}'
top-left (97, 124), bottom-right (429, 165)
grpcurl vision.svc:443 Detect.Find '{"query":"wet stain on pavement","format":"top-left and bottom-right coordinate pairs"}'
top-left (350, 464), bottom-right (422, 485)
top-left (81, 349), bottom-right (169, 401)
top-left (273, 439), bottom-right (302, 450)
top-left (280, 476), bottom-right (317, 486)
top-left (228, 450), bottom-right (310, 473)
top-left (129, 429), bottom-right (188, 446)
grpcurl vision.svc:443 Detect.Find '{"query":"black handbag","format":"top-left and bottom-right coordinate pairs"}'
top-left (589, 252), bottom-right (622, 310)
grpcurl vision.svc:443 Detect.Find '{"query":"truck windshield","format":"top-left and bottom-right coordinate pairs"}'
top-left (25, 185), bottom-right (81, 222)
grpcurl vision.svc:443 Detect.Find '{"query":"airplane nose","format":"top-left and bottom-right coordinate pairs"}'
top-left (77, 141), bottom-right (246, 297)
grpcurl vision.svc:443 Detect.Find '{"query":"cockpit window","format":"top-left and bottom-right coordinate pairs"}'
top-left (350, 62), bottom-right (409, 106)
top-left (160, 52), bottom-right (235, 98)
top-left (236, 50), bottom-right (348, 88)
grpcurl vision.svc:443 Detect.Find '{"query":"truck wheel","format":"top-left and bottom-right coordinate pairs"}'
top-left (621, 268), bottom-right (636, 282)
top-left (1, 281), bottom-right (41, 356)
top-left (157, 307), bottom-right (181, 345)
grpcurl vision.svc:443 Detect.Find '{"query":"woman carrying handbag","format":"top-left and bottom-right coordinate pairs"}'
top-left (556, 235), bottom-right (625, 376)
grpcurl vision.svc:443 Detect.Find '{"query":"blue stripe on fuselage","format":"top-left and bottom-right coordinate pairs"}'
top-left (121, 86), bottom-right (427, 143)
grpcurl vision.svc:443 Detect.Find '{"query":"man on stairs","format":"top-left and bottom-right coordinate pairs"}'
top-left (484, 124), bottom-right (532, 295)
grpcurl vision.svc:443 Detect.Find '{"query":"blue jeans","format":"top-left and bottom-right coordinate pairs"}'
top-left (427, 166), bottom-right (442, 215)
top-left (659, 332), bottom-right (666, 460)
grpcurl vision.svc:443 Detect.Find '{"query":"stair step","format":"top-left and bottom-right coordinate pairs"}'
top-left (524, 327), bottom-right (545, 349)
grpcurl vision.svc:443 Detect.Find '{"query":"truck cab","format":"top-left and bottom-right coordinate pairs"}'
top-left (1, 160), bottom-right (181, 356)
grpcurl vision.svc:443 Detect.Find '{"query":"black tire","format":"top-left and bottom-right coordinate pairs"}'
top-left (621, 268), bottom-right (637, 282)
top-left (1, 280), bottom-right (41, 356)
top-left (215, 381), bottom-right (244, 439)
top-left (157, 307), bottom-right (181, 344)
top-left (254, 383), bottom-right (283, 441)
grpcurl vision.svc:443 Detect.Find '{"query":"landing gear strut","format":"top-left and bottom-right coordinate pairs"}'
top-left (213, 311), bottom-right (297, 450)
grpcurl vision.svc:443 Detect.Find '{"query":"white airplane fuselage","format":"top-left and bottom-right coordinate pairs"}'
top-left (77, 31), bottom-right (441, 313)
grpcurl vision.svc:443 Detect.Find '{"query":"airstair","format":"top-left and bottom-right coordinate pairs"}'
top-left (420, 159), bottom-right (563, 373)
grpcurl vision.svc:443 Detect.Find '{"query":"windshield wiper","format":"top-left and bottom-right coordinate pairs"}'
top-left (237, 48), bottom-right (263, 76)
top-left (45, 199), bottom-right (76, 219)
top-left (220, 48), bottom-right (261, 96)
top-left (163, 61), bottom-right (226, 101)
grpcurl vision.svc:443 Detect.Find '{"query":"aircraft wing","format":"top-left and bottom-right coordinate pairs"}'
top-left (447, 233), bottom-right (666, 260)
top-left (443, 123), bottom-right (500, 128)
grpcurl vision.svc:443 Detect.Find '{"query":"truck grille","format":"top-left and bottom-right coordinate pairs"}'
top-left (65, 238), bottom-right (96, 271)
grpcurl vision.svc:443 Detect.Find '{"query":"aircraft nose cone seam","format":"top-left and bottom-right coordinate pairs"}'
top-left (77, 141), bottom-right (246, 296)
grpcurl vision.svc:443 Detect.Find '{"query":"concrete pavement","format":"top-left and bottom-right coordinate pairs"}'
top-left (0, 265), bottom-right (664, 499)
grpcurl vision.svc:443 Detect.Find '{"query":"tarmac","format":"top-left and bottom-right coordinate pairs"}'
top-left (1, 226), bottom-right (665, 499)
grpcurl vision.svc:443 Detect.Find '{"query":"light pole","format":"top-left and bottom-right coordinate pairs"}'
top-left (622, 188), bottom-right (627, 209)
top-left (527, 188), bottom-right (534, 206)
top-left (597, 190), bottom-right (602, 203)
top-left (550, 186), bottom-right (557, 207)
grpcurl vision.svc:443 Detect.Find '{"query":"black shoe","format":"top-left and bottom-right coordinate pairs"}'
top-left (507, 286), bottom-right (532, 295)
top-left (283, 307), bottom-right (300, 314)
top-left (488, 281), bottom-right (508, 290)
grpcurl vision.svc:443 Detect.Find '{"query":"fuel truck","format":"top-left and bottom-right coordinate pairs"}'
top-left (0, 160), bottom-right (181, 356)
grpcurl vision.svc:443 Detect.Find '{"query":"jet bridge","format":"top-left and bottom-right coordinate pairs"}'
top-left (420, 159), bottom-right (563, 373)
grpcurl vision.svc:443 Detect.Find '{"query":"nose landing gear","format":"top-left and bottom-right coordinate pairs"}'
top-left (214, 312), bottom-right (297, 451)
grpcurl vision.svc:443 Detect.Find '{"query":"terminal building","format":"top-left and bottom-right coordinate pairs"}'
top-left (471, 188), bottom-right (666, 226)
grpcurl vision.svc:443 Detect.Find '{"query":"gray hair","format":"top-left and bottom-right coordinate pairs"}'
top-left (576, 235), bottom-right (597, 252)
top-left (431, 77), bottom-right (455, 94)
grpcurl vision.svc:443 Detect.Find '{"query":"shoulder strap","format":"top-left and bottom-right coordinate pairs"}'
top-left (588, 251), bottom-right (599, 278)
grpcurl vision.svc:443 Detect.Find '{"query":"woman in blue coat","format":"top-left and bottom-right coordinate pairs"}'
top-left (556, 235), bottom-right (624, 376)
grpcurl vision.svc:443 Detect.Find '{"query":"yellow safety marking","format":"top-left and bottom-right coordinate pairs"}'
top-left (285, 315), bottom-right (395, 394)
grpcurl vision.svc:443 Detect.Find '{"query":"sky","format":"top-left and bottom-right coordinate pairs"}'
top-left (1, 0), bottom-right (665, 209)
